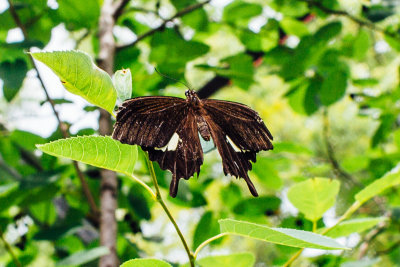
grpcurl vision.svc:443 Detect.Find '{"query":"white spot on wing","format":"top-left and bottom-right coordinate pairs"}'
top-left (155, 132), bottom-right (181, 152)
top-left (226, 136), bottom-right (250, 152)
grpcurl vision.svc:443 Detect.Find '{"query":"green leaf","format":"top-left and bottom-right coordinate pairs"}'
top-left (319, 70), bottom-right (348, 106)
top-left (120, 258), bottom-right (172, 267)
top-left (181, 253), bottom-right (255, 267)
top-left (10, 130), bottom-right (46, 151)
top-left (0, 59), bottom-right (28, 101)
top-left (219, 219), bottom-right (348, 250)
top-left (287, 178), bottom-right (340, 221)
top-left (353, 30), bottom-right (371, 60)
top-left (320, 217), bottom-right (387, 238)
top-left (355, 165), bottom-right (400, 204)
top-left (280, 18), bottom-right (310, 37)
top-left (113, 69), bottom-right (132, 102)
top-left (149, 29), bottom-right (209, 76)
top-left (56, 246), bottom-right (110, 266)
top-left (192, 211), bottom-right (220, 250)
top-left (31, 51), bottom-right (117, 114)
top-left (252, 157), bottom-right (282, 190)
top-left (233, 196), bottom-right (281, 216)
top-left (223, 1), bottom-right (263, 23)
top-left (37, 136), bottom-right (138, 176)
top-left (56, 0), bottom-right (100, 29)
top-left (273, 142), bottom-right (313, 155)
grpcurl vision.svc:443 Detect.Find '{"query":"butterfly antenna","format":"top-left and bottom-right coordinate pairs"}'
top-left (154, 67), bottom-right (194, 91)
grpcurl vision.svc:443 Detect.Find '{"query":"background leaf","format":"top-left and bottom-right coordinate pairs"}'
top-left (56, 246), bottom-right (110, 266)
top-left (287, 178), bottom-right (340, 221)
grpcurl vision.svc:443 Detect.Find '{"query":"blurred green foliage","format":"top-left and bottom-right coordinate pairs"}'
top-left (1, 0), bottom-right (400, 266)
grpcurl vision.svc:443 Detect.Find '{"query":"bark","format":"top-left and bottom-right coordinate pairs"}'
top-left (98, 0), bottom-right (119, 266)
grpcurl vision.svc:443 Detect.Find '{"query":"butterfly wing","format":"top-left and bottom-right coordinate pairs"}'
top-left (202, 99), bottom-right (274, 197)
top-left (112, 96), bottom-right (203, 197)
top-left (143, 111), bottom-right (203, 197)
top-left (112, 96), bottom-right (187, 148)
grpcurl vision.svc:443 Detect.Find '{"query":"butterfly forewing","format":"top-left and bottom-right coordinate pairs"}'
top-left (112, 96), bottom-right (187, 148)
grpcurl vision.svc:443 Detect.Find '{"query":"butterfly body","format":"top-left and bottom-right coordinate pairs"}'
top-left (112, 90), bottom-right (273, 197)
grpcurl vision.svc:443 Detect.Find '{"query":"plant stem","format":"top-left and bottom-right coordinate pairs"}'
top-left (312, 221), bottom-right (317, 233)
top-left (283, 249), bottom-right (303, 267)
top-left (144, 153), bottom-right (195, 267)
top-left (0, 228), bottom-right (21, 267)
top-left (193, 233), bottom-right (227, 259)
top-left (127, 173), bottom-right (156, 199)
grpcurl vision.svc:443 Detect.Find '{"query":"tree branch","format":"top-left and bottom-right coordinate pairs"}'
top-left (117, 0), bottom-right (211, 50)
top-left (300, 0), bottom-right (399, 39)
top-left (7, 0), bottom-right (99, 217)
top-left (322, 109), bottom-right (364, 187)
top-left (112, 0), bottom-right (131, 20)
top-left (0, 228), bottom-right (21, 267)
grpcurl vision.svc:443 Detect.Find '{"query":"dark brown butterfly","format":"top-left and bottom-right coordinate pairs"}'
top-left (112, 90), bottom-right (273, 197)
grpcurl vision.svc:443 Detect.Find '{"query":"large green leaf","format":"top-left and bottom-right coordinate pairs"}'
top-left (182, 253), bottom-right (255, 267)
top-left (287, 178), bottom-right (340, 222)
top-left (37, 136), bottom-right (138, 176)
top-left (219, 219), bottom-right (348, 250)
top-left (356, 165), bottom-right (400, 204)
top-left (120, 259), bottom-right (172, 267)
top-left (31, 51), bottom-right (117, 114)
top-left (321, 217), bottom-right (387, 238)
top-left (56, 247), bottom-right (110, 266)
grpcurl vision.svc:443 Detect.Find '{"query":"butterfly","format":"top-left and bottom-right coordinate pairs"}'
top-left (112, 90), bottom-right (273, 197)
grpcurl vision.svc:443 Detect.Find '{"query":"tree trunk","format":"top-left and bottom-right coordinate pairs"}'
top-left (98, 0), bottom-right (118, 266)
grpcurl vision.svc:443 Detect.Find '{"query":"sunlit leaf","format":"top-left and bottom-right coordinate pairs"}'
top-left (356, 164), bottom-right (400, 204)
top-left (120, 258), bottom-right (172, 267)
top-left (31, 50), bottom-right (117, 114)
top-left (287, 178), bottom-right (340, 221)
top-left (56, 247), bottom-right (109, 266)
top-left (36, 136), bottom-right (137, 176)
top-left (192, 211), bottom-right (220, 250)
top-left (219, 219), bottom-right (348, 250)
top-left (320, 217), bottom-right (387, 238)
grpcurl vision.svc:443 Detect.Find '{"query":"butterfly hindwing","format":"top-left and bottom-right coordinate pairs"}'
top-left (205, 117), bottom-right (259, 196)
top-left (143, 111), bottom-right (203, 197)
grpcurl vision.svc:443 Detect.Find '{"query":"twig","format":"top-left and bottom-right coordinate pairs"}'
top-left (117, 0), bottom-right (211, 50)
top-left (322, 109), bottom-right (363, 187)
top-left (0, 228), bottom-right (21, 267)
top-left (358, 219), bottom-right (388, 259)
top-left (193, 233), bottom-right (227, 259)
top-left (300, 0), bottom-right (399, 39)
top-left (113, 0), bottom-right (131, 19)
top-left (144, 153), bottom-right (195, 267)
top-left (7, 0), bottom-right (99, 216)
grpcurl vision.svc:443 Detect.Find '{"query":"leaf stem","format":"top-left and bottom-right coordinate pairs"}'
top-left (127, 173), bottom-right (156, 199)
top-left (0, 228), bottom-right (21, 267)
top-left (312, 221), bottom-right (317, 233)
top-left (144, 153), bottom-right (195, 267)
top-left (283, 249), bottom-right (303, 267)
top-left (193, 233), bottom-right (228, 259)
